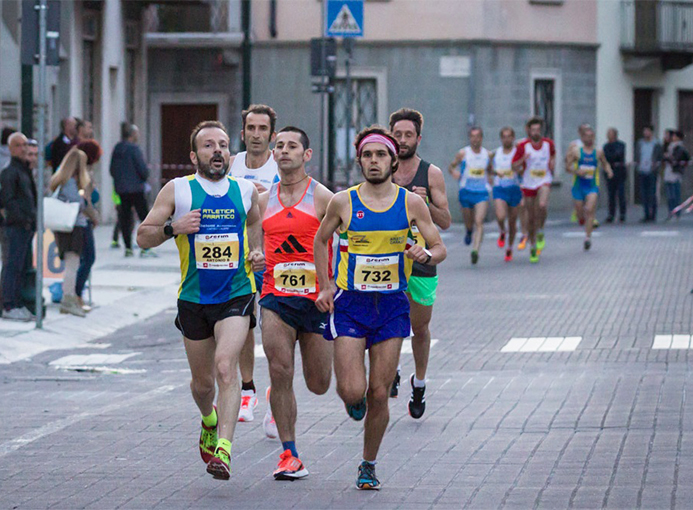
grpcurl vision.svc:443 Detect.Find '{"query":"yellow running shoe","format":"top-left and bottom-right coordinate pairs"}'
top-left (536, 232), bottom-right (545, 251)
top-left (518, 236), bottom-right (527, 250)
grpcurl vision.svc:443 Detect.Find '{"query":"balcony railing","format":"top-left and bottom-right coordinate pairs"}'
top-left (621, 0), bottom-right (693, 52)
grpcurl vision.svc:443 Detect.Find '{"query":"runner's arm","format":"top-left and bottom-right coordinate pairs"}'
top-left (314, 182), bottom-right (335, 221)
top-left (314, 192), bottom-right (348, 313)
top-left (565, 146), bottom-right (578, 175)
top-left (448, 149), bottom-right (464, 180)
top-left (406, 193), bottom-right (446, 265)
top-left (511, 144), bottom-right (527, 173)
top-left (246, 186), bottom-right (265, 271)
top-left (137, 181), bottom-right (198, 249)
top-left (598, 150), bottom-right (614, 179)
top-left (426, 164), bottom-right (451, 230)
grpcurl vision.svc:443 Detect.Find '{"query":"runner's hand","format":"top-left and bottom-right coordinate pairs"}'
top-left (405, 244), bottom-right (429, 263)
top-left (172, 209), bottom-right (201, 235)
top-left (411, 186), bottom-right (428, 200)
top-left (253, 182), bottom-right (267, 193)
top-left (248, 250), bottom-right (265, 272)
top-left (316, 286), bottom-right (335, 314)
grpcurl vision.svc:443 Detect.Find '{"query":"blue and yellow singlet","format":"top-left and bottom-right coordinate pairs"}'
top-left (335, 184), bottom-right (414, 293)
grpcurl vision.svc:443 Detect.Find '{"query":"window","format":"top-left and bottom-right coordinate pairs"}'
top-left (533, 78), bottom-right (555, 140)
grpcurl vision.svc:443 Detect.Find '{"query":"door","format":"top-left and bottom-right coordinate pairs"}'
top-left (633, 88), bottom-right (656, 204)
top-left (161, 103), bottom-right (218, 183)
top-left (678, 91), bottom-right (693, 199)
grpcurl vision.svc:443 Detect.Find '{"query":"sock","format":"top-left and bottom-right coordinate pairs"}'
top-left (362, 459), bottom-right (377, 466)
top-left (241, 380), bottom-right (256, 392)
top-left (216, 438), bottom-right (231, 454)
top-left (282, 441), bottom-right (299, 458)
top-left (397, 364), bottom-right (401, 373)
top-left (413, 376), bottom-right (426, 388)
top-left (202, 408), bottom-right (217, 428)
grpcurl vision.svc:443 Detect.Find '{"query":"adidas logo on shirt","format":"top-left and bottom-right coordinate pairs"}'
top-left (274, 235), bottom-right (307, 254)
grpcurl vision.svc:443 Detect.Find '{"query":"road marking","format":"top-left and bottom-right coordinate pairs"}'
top-left (49, 353), bottom-right (140, 366)
top-left (0, 384), bottom-right (179, 458)
top-left (562, 232), bottom-right (602, 238)
top-left (501, 336), bottom-right (582, 353)
top-left (652, 334), bottom-right (692, 349)
top-left (641, 230), bottom-right (679, 237)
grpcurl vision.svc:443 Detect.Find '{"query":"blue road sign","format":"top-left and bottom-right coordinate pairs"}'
top-left (325, 0), bottom-right (363, 38)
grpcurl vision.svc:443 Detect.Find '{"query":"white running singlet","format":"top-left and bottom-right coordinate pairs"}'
top-left (459, 146), bottom-right (490, 192)
top-left (229, 151), bottom-right (279, 192)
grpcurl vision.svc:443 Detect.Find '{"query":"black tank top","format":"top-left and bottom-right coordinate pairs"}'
top-left (403, 159), bottom-right (436, 278)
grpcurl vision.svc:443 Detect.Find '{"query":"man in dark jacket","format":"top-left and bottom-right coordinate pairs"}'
top-left (0, 132), bottom-right (36, 321)
top-left (50, 117), bottom-right (77, 172)
top-left (602, 128), bottom-right (627, 223)
top-left (110, 123), bottom-right (153, 257)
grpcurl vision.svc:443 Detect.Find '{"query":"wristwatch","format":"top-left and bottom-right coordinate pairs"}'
top-left (163, 220), bottom-right (175, 238)
top-left (423, 248), bottom-right (432, 265)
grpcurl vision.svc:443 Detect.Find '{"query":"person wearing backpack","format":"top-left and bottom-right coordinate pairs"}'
top-left (664, 130), bottom-right (690, 218)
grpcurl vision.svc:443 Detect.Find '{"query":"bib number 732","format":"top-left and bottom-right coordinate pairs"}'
top-left (354, 255), bottom-right (400, 291)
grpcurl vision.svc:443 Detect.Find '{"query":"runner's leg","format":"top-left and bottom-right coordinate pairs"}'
top-left (363, 337), bottom-right (404, 461)
top-left (408, 296), bottom-right (433, 381)
top-left (184, 336), bottom-right (217, 418)
top-left (334, 336), bottom-right (368, 407)
top-left (298, 331), bottom-right (332, 396)
top-left (538, 185), bottom-right (551, 230)
top-left (508, 205), bottom-right (518, 247)
top-left (494, 199), bottom-right (507, 233)
top-left (584, 193), bottom-right (598, 238)
top-left (472, 200), bottom-right (488, 252)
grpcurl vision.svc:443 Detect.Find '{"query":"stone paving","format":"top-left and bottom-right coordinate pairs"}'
top-left (0, 218), bottom-right (692, 509)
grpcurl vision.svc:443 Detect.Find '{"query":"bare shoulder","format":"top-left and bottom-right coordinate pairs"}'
top-left (406, 189), bottom-right (428, 212)
top-left (314, 181), bottom-right (335, 202)
top-left (427, 164), bottom-right (447, 186)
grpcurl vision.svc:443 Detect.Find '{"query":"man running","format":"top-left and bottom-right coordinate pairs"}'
top-left (490, 127), bottom-right (521, 262)
top-left (565, 126), bottom-right (612, 250)
top-left (259, 127), bottom-right (334, 480)
top-left (512, 117), bottom-right (555, 263)
top-left (389, 108), bottom-right (451, 417)
top-left (229, 104), bottom-right (279, 428)
top-left (314, 126), bottom-right (446, 490)
top-left (137, 121), bottom-right (263, 480)
top-left (449, 127), bottom-right (490, 265)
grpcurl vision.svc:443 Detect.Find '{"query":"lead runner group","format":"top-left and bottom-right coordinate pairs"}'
top-left (136, 103), bottom-right (609, 489)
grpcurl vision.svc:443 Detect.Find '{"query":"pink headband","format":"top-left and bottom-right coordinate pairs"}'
top-left (356, 134), bottom-right (397, 157)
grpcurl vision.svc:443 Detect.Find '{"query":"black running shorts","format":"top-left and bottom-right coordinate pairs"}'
top-left (175, 294), bottom-right (256, 340)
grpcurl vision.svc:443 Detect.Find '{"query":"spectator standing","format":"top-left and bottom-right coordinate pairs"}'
top-left (110, 123), bottom-right (154, 257)
top-left (664, 130), bottom-right (691, 218)
top-left (602, 128), bottom-right (627, 223)
top-left (0, 133), bottom-right (36, 321)
top-left (635, 125), bottom-right (663, 223)
top-left (0, 127), bottom-right (16, 171)
top-left (50, 117), bottom-right (77, 172)
top-left (49, 141), bottom-right (101, 317)
top-left (74, 118), bottom-right (94, 142)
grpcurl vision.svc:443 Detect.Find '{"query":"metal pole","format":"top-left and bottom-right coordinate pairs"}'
top-left (344, 38), bottom-right (353, 186)
top-left (319, 1), bottom-right (326, 184)
top-left (241, 0), bottom-right (252, 110)
top-left (35, 0), bottom-right (47, 328)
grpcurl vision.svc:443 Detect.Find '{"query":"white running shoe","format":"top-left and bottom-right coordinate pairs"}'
top-left (238, 389), bottom-right (258, 422)
top-left (263, 387), bottom-right (278, 439)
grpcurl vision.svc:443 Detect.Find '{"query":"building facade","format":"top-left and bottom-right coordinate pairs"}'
top-left (251, 0), bottom-right (599, 214)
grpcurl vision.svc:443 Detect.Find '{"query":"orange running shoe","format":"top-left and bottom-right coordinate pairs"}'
top-left (518, 236), bottom-right (527, 250)
top-left (273, 449), bottom-right (309, 480)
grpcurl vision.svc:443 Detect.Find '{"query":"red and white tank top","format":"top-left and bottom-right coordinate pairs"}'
top-left (513, 138), bottom-right (555, 190)
top-left (261, 178), bottom-right (331, 301)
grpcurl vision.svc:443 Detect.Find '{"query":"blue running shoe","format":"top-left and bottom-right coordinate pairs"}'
top-left (356, 461), bottom-right (381, 490)
top-left (464, 229), bottom-right (473, 246)
top-left (345, 397), bottom-right (367, 421)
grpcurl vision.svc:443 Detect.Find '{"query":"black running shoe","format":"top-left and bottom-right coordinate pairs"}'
top-left (346, 397), bottom-right (367, 421)
top-left (390, 369), bottom-right (401, 398)
top-left (408, 374), bottom-right (426, 419)
top-left (584, 238), bottom-right (591, 251)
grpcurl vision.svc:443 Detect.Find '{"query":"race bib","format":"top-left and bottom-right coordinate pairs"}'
top-left (274, 261), bottom-right (316, 295)
top-left (499, 169), bottom-right (514, 178)
top-left (354, 255), bottom-right (400, 291)
top-left (469, 167), bottom-right (485, 177)
top-left (411, 224), bottom-right (425, 248)
top-left (530, 169), bottom-right (547, 178)
top-left (194, 233), bottom-right (239, 269)
top-left (579, 165), bottom-right (596, 179)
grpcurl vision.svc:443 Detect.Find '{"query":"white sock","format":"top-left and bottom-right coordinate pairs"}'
top-left (413, 376), bottom-right (426, 388)
top-left (397, 364), bottom-right (401, 372)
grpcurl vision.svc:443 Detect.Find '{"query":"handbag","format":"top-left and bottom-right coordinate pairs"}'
top-left (43, 186), bottom-right (80, 233)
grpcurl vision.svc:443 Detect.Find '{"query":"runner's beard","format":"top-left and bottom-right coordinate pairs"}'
top-left (363, 167), bottom-right (393, 185)
top-left (198, 157), bottom-right (229, 181)
top-left (398, 143), bottom-right (417, 160)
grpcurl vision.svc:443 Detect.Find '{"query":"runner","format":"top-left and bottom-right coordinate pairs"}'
top-left (448, 127), bottom-right (490, 265)
top-left (229, 104), bottom-right (279, 429)
top-left (565, 126), bottom-right (612, 250)
top-left (489, 127), bottom-right (521, 262)
top-left (388, 108), bottom-right (451, 415)
top-left (137, 121), bottom-right (264, 480)
top-left (258, 126), bottom-right (334, 480)
top-left (567, 124), bottom-right (600, 229)
top-left (314, 126), bottom-right (446, 489)
top-left (512, 117), bottom-right (556, 263)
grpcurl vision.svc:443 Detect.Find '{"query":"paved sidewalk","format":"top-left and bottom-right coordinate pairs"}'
top-left (0, 218), bottom-right (692, 509)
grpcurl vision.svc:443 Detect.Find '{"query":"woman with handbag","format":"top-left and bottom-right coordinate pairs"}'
top-left (48, 140), bottom-right (101, 317)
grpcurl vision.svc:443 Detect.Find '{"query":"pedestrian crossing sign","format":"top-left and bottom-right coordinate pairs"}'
top-left (326, 0), bottom-right (364, 38)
